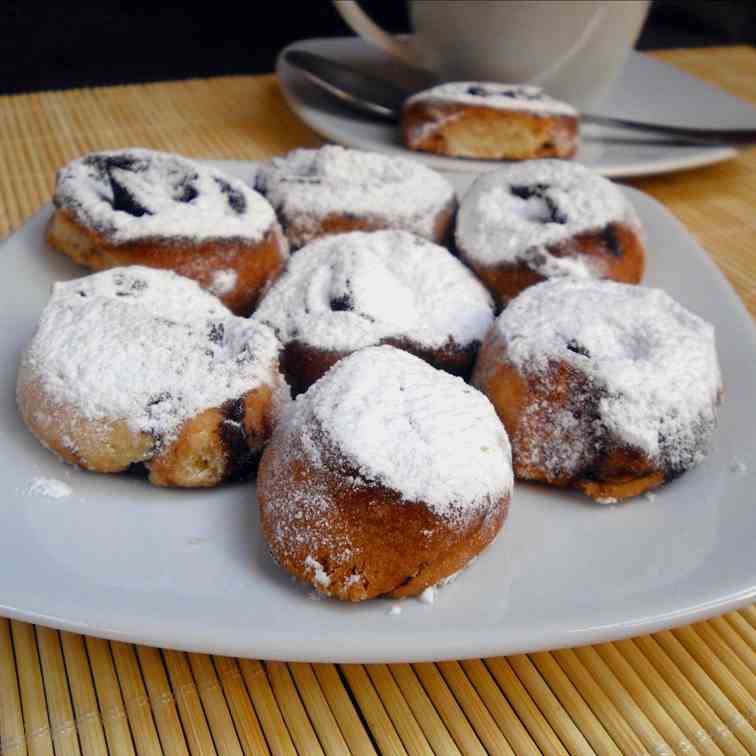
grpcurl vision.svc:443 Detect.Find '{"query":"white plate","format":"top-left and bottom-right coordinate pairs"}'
top-left (276, 37), bottom-right (756, 178)
top-left (1, 162), bottom-right (755, 663)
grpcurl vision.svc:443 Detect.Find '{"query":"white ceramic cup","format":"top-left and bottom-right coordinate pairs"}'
top-left (332, 0), bottom-right (651, 109)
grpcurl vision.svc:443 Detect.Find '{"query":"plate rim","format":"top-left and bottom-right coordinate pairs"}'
top-left (1, 583), bottom-right (755, 664)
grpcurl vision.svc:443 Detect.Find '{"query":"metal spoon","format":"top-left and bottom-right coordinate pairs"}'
top-left (285, 50), bottom-right (756, 146)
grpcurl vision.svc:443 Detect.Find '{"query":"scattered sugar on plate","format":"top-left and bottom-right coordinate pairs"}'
top-left (388, 604), bottom-right (403, 616)
top-left (730, 459), bottom-right (748, 474)
top-left (418, 586), bottom-right (436, 605)
top-left (644, 491), bottom-right (657, 502)
top-left (27, 477), bottom-right (71, 499)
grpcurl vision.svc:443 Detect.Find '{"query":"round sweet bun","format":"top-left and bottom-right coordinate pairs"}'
top-left (17, 266), bottom-right (290, 488)
top-left (47, 148), bottom-right (288, 315)
top-left (253, 145), bottom-right (457, 250)
top-left (257, 345), bottom-right (513, 600)
top-left (472, 278), bottom-right (723, 501)
top-left (455, 160), bottom-right (645, 306)
top-left (253, 229), bottom-right (494, 395)
top-left (402, 83), bottom-right (579, 160)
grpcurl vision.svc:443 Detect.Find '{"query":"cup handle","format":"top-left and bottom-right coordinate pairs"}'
top-left (332, 1), bottom-right (426, 68)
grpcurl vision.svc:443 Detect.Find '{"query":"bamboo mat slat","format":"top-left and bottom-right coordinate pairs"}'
top-left (459, 658), bottom-right (541, 754)
top-left (722, 614), bottom-right (756, 672)
top-left (287, 663), bottom-right (350, 756)
top-left (363, 665), bottom-right (432, 756)
top-left (483, 656), bottom-right (572, 755)
top-left (1, 46), bottom-right (756, 755)
top-left (134, 647), bottom-right (189, 756)
top-left (84, 638), bottom-right (136, 756)
top-left (412, 663), bottom-right (487, 755)
top-left (59, 632), bottom-right (109, 756)
top-left (213, 657), bottom-right (269, 756)
top-left (237, 660), bottom-right (297, 756)
top-left (340, 665), bottom-right (407, 756)
top-left (1, 621), bottom-right (31, 756)
top-left (109, 643), bottom-right (162, 756)
top-left (35, 627), bottom-right (81, 756)
top-left (530, 651), bottom-right (624, 755)
top-left (311, 665), bottom-right (376, 755)
top-left (506, 654), bottom-right (598, 755)
top-left (161, 651), bottom-right (217, 756)
top-left (387, 664), bottom-right (461, 756)
top-left (11, 621), bottom-right (55, 756)
top-left (265, 662), bottom-right (324, 756)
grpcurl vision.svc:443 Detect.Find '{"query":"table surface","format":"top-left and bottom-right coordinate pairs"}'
top-left (1, 46), bottom-right (755, 756)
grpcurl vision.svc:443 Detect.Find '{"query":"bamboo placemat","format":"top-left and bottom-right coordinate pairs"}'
top-left (1, 47), bottom-right (755, 755)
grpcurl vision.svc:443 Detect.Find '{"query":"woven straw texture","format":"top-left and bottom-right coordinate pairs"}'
top-left (1, 47), bottom-right (755, 755)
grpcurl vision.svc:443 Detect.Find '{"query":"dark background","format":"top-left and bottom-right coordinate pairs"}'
top-left (1, 1), bottom-right (755, 96)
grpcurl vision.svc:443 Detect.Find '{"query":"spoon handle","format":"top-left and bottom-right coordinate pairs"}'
top-left (582, 114), bottom-right (756, 145)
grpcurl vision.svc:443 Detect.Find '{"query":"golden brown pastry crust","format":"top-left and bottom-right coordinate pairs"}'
top-left (402, 102), bottom-right (579, 160)
top-left (278, 198), bottom-right (457, 250)
top-left (458, 221), bottom-right (646, 306)
top-left (18, 371), bottom-right (281, 488)
top-left (257, 428), bottom-right (509, 601)
top-left (278, 336), bottom-right (479, 397)
top-left (473, 331), bottom-right (669, 501)
top-left (47, 209), bottom-right (287, 316)
top-left (254, 146), bottom-right (458, 250)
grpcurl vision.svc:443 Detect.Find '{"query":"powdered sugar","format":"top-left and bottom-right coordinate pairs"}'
top-left (254, 145), bottom-right (455, 248)
top-left (19, 266), bottom-right (284, 448)
top-left (208, 269), bottom-right (238, 296)
top-left (254, 230), bottom-right (493, 353)
top-left (404, 108), bottom-right (464, 146)
top-left (54, 148), bottom-right (276, 244)
top-left (405, 82), bottom-right (577, 117)
top-left (456, 160), bottom-right (640, 276)
top-left (280, 346), bottom-right (512, 519)
top-left (418, 587), bottom-right (436, 604)
top-left (304, 555), bottom-right (331, 588)
top-left (27, 477), bottom-right (72, 499)
top-left (730, 459), bottom-right (748, 474)
top-left (492, 279), bottom-right (722, 474)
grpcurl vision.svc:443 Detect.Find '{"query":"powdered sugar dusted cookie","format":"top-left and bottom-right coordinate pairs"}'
top-left (402, 83), bottom-right (579, 160)
top-left (253, 229), bottom-right (494, 394)
top-left (258, 345), bottom-right (512, 600)
top-left (48, 148), bottom-right (288, 315)
top-left (17, 266), bottom-right (289, 488)
top-left (455, 160), bottom-right (645, 305)
top-left (473, 278), bottom-right (722, 501)
top-left (254, 145), bottom-right (457, 249)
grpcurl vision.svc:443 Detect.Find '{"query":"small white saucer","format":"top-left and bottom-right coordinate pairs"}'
top-left (276, 36), bottom-right (756, 177)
